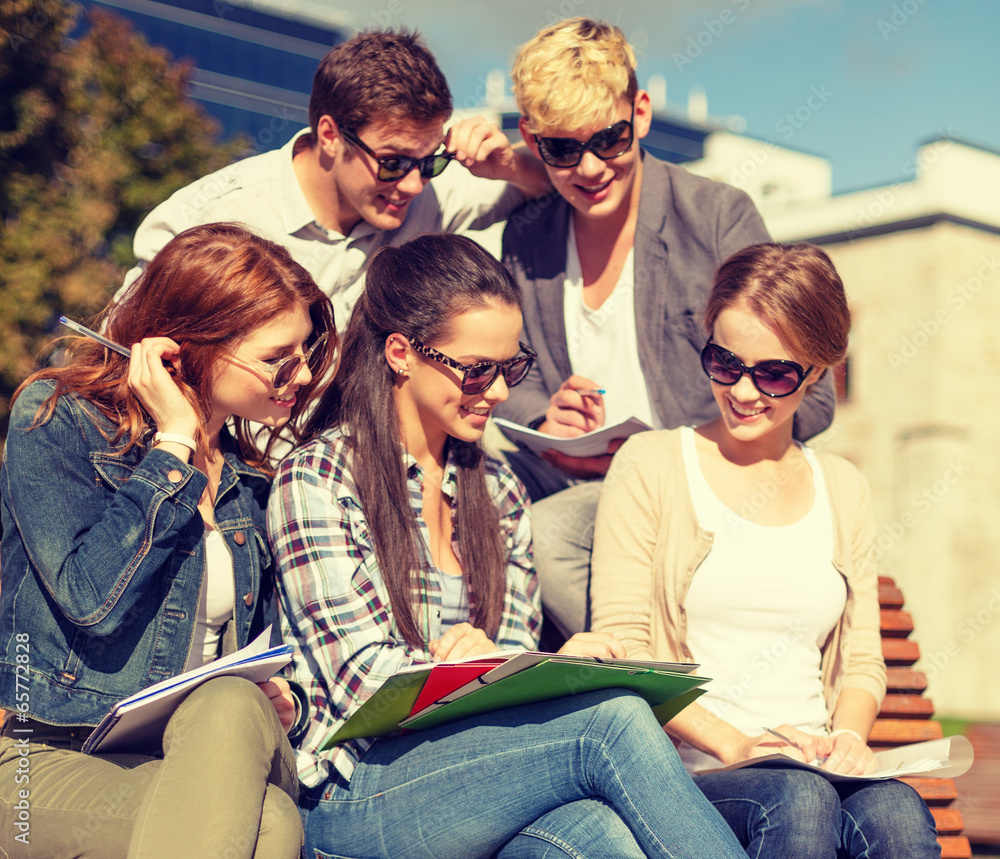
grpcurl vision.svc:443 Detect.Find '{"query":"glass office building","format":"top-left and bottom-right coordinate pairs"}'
top-left (75, 0), bottom-right (347, 149)
top-left (74, 1), bottom-right (707, 164)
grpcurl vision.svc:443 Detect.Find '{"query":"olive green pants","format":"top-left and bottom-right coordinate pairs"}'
top-left (0, 676), bottom-right (301, 858)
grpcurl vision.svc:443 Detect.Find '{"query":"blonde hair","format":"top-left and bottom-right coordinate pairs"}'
top-left (512, 18), bottom-right (638, 134)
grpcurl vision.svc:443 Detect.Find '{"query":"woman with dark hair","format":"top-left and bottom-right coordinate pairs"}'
top-left (0, 223), bottom-right (337, 858)
top-left (268, 232), bottom-right (754, 859)
top-left (591, 242), bottom-right (941, 858)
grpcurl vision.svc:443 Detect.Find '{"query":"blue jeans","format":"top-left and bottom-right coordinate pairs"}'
top-left (694, 767), bottom-right (941, 858)
top-left (301, 689), bottom-right (747, 859)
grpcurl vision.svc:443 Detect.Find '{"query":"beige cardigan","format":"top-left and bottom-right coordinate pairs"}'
top-left (590, 429), bottom-right (887, 722)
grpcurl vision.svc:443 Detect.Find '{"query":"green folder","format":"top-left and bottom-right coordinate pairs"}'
top-left (400, 658), bottom-right (709, 732)
top-left (651, 687), bottom-right (707, 725)
top-left (321, 669), bottom-right (430, 748)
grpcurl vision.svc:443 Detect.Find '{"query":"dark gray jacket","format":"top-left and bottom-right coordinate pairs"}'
top-left (495, 152), bottom-right (835, 441)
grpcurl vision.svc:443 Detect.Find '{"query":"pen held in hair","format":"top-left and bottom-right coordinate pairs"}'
top-left (59, 316), bottom-right (132, 358)
top-left (60, 316), bottom-right (180, 370)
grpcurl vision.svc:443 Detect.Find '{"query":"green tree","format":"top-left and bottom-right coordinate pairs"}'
top-left (0, 0), bottom-right (76, 213)
top-left (0, 2), bottom-right (245, 437)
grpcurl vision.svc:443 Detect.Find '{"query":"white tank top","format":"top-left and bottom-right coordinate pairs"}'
top-left (678, 426), bottom-right (846, 772)
top-left (183, 525), bottom-right (236, 671)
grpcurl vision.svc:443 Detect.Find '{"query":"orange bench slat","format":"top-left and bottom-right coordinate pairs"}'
top-left (878, 581), bottom-right (905, 609)
top-left (878, 693), bottom-right (935, 718)
top-left (880, 609), bottom-right (914, 637)
top-left (900, 777), bottom-right (958, 804)
top-left (886, 667), bottom-right (929, 692)
top-left (938, 835), bottom-right (972, 858)
top-left (931, 808), bottom-right (966, 835)
top-left (870, 718), bottom-right (942, 745)
top-left (882, 638), bottom-right (920, 665)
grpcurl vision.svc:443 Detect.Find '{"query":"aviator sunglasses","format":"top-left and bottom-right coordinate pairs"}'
top-left (59, 316), bottom-right (329, 390)
top-left (341, 127), bottom-right (454, 182)
top-left (700, 340), bottom-right (814, 399)
top-left (533, 108), bottom-right (635, 168)
top-left (237, 332), bottom-right (330, 388)
top-left (407, 338), bottom-right (537, 395)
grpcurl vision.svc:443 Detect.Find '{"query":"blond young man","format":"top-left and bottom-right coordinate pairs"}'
top-left (494, 18), bottom-right (835, 641)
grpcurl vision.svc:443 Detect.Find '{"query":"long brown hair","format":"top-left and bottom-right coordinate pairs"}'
top-left (18, 223), bottom-right (337, 472)
top-left (306, 234), bottom-right (522, 649)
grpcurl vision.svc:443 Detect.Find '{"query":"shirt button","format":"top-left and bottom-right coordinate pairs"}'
top-left (243, 592), bottom-right (254, 607)
top-left (167, 469), bottom-right (183, 484)
top-left (234, 531), bottom-right (246, 545)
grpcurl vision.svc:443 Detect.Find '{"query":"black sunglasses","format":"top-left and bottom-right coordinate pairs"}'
top-left (341, 127), bottom-right (454, 182)
top-left (533, 108), bottom-right (635, 168)
top-left (407, 338), bottom-right (537, 395)
top-left (700, 340), bottom-right (813, 399)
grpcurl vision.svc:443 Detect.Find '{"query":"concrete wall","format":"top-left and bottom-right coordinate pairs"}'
top-left (811, 222), bottom-right (1000, 718)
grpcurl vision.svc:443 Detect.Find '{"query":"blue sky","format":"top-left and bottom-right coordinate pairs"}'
top-left (322, 0), bottom-right (1000, 194)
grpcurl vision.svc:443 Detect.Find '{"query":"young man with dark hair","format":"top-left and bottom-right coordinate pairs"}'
top-left (118, 29), bottom-right (549, 326)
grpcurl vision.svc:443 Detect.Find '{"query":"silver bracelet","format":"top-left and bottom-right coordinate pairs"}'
top-left (153, 432), bottom-right (197, 453)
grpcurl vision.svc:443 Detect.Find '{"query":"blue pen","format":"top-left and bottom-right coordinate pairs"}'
top-left (578, 388), bottom-right (606, 395)
top-left (58, 316), bottom-right (131, 358)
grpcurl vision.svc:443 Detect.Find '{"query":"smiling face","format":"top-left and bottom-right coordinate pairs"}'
top-left (392, 301), bottom-right (524, 457)
top-left (329, 116), bottom-right (447, 234)
top-left (208, 305), bottom-right (316, 433)
top-left (708, 302), bottom-right (822, 450)
top-left (521, 92), bottom-right (651, 226)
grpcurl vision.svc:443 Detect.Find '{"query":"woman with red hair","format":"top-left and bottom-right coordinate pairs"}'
top-left (0, 223), bottom-right (336, 858)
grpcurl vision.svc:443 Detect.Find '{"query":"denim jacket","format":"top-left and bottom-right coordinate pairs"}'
top-left (0, 379), bottom-right (276, 726)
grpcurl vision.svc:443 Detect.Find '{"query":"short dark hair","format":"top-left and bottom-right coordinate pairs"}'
top-left (308, 29), bottom-right (452, 134)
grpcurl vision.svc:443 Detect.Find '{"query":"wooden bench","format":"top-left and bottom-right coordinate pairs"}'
top-left (953, 722), bottom-right (1000, 849)
top-left (875, 575), bottom-right (971, 858)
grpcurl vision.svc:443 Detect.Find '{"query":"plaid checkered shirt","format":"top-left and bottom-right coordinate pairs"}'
top-left (267, 428), bottom-right (541, 787)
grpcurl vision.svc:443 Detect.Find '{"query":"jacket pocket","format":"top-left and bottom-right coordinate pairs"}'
top-left (90, 452), bottom-right (139, 490)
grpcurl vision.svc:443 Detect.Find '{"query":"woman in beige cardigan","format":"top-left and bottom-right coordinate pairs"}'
top-left (591, 242), bottom-right (940, 859)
